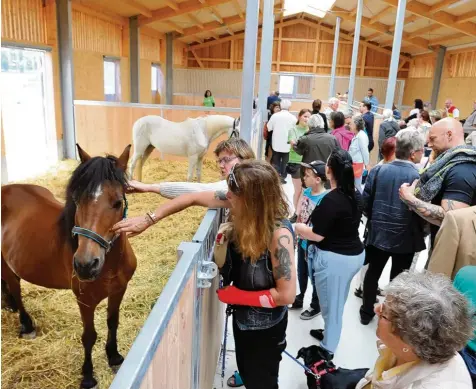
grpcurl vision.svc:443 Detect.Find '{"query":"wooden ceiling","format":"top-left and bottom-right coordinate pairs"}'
top-left (73, 0), bottom-right (476, 56)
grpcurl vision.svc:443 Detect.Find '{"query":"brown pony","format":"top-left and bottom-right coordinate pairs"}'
top-left (1, 144), bottom-right (137, 389)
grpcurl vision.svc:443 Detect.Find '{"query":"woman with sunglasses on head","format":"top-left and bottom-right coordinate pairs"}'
top-left (114, 161), bottom-right (296, 389)
top-left (355, 271), bottom-right (473, 389)
top-left (125, 138), bottom-right (255, 199)
top-left (294, 148), bottom-right (365, 355)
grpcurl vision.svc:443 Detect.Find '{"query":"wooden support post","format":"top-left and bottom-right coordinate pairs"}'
top-left (230, 40), bottom-right (234, 69)
top-left (191, 50), bottom-right (204, 68)
top-left (312, 25), bottom-right (320, 73)
top-left (277, 26), bottom-right (282, 72)
top-left (360, 44), bottom-right (367, 76)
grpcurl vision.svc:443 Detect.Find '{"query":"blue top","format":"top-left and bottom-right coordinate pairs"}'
top-left (454, 266), bottom-right (476, 352)
top-left (299, 188), bottom-right (328, 250)
top-left (364, 95), bottom-right (379, 113)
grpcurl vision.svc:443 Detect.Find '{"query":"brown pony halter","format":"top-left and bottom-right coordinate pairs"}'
top-left (71, 195), bottom-right (128, 254)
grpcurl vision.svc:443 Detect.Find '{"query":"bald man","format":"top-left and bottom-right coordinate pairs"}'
top-left (400, 118), bottom-right (476, 247)
top-left (445, 98), bottom-right (460, 120)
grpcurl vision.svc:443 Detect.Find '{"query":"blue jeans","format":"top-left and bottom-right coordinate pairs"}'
top-left (297, 243), bottom-right (320, 311)
top-left (308, 245), bottom-right (365, 353)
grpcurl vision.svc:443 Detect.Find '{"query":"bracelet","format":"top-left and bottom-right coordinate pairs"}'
top-left (146, 211), bottom-right (158, 225)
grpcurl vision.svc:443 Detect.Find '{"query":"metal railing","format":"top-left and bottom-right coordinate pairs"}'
top-left (110, 209), bottom-right (224, 389)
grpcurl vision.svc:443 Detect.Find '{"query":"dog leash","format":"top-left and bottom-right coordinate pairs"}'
top-left (283, 350), bottom-right (319, 378)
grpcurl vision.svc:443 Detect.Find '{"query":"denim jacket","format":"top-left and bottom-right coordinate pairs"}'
top-left (220, 220), bottom-right (294, 331)
top-left (363, 161), bottom-right (426, 254)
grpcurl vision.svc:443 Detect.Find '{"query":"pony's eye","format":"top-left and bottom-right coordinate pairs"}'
top-left (113, 201), bottom-right (122, 210)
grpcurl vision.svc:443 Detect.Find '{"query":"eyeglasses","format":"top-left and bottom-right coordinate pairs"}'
top-left (228, 164), bottom-right (239, 192)
top-left (217, 156), bottom-right (238, 166)
top-left (377, 301), bottom-right (391, 322)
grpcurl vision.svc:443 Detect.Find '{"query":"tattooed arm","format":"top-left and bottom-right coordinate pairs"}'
top-left (399, 180), bottom-right (469, 226)
top-left (269, 228), bottom-right (296, 306)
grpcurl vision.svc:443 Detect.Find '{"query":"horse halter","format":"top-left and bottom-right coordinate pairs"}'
top-left (71, 195), bottom-right (128, 254)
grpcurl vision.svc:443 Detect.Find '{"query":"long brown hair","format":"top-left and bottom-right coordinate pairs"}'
top-left (227, 160), bottom-right (289, 262)
top-left (296, 108), bottom-right (311, 125)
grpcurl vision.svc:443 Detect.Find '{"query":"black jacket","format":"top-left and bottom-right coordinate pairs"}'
top-left (294, 127), bottom-right (340, 164)
top-left (311, 110), bottom-right (329, 132)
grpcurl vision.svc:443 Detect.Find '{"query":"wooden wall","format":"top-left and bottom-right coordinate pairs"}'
top-left (403, 48), bottom-right (476, 117)
top-left (186, 21), bottom-right (410, 79)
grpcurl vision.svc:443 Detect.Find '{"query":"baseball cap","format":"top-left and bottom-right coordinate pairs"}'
top-left (300, 160), bottom-right (326, 179)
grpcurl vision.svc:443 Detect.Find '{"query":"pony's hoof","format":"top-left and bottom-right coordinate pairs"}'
top-left (20, 330), bottom-right (36, 340)
top-left (110, 364), bottom-right (122, 374)
top-left (108, 354), bottom-right (124, 372)
top-left (80, 376), bottom-right (98, 389)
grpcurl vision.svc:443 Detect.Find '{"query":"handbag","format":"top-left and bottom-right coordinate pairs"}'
top-left (363, 166), bottom-right (381, 244)
top-left (263, 122), bottom-right (269, 140)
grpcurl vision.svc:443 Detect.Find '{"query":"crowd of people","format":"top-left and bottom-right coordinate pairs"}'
top-left (112, 92), bottom-right (476, 389)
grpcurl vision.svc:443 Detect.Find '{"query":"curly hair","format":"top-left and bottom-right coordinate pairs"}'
top-left (385, 271), bottom-right (473, 364)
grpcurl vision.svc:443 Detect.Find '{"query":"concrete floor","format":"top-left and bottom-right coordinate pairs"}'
top-left (213, 175), bottom-right (429, 389)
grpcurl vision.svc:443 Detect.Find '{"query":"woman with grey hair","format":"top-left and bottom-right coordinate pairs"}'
top-left (356, 271), bottom-right (473, 389)
top-left (348, 115), bottom-right (370, 192)
top-left (378, 108), bottom-right (400, 160)
top-left (360, 128), bottom-right (427, 325)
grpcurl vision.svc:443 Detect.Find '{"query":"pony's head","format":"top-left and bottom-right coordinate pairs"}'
top-left (60, 144), bottom-right (131, 281)
top-left (228, 116), bottom-right (240, 138)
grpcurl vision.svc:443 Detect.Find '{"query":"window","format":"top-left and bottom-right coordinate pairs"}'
top-left (151, 63), bottom-right (164, 102)
top-left (104, 57), bottom-right (121, 102)
top-left (278, 74), bottom-right (313, 99)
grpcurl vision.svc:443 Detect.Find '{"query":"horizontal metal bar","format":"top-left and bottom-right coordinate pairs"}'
top-left (109, 241), bottom-right (201, 389)
top-left (73, 100), bottom-right (241, 112)
top-left (1, 41), bottom-right (53, 52)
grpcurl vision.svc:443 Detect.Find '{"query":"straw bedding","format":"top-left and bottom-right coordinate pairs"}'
top-left (1, 158), bottom-right (221, 389)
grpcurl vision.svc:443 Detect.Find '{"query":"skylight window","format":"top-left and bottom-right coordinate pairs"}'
top-left (283, 0), bottom-right (337, 18)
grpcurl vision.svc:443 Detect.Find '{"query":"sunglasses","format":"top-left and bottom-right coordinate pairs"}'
top-left (228, 164), bottom-right (239, 192)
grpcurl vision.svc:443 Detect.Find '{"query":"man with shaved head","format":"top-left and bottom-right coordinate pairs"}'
top-left (400, 118), bottom-right (476, 248)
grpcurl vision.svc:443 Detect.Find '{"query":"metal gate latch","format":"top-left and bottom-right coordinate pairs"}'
top-left (197, 260), bottom-right (218, 288)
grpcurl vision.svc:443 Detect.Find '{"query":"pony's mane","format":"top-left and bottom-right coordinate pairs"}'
top-left (58, 155), bottom-right (128, 248)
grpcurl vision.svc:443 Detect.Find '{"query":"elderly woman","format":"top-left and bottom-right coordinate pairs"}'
top-left (378, 109), bottom-right (400, 160)
top-left (356, 271), bottom-right (473, 389)
top-left (348, 115), bottom-right (370, 192)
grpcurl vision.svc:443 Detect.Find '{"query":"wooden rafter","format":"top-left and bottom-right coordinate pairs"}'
top-left (429, 32), bottom-right (466, 45)
top-left (456, 10), bottom-right (476, 24)
top-left (208, 31), bottom-right (220, 40)
top-left (209, 7), bottom-right (224, 23)
top-left (378, 0), bottom-right (476, 37)
top-left (232, 0), bottom-right (244, 19)
top-left (138, 0), bottom-right (230, 26)
top-left (429, 0), bottom-right (459, 14)
top-left (369, 7), bottom-right (392, 25)
top-left (117, 0), bottom-right (152, 17)
top-left (165, 21), bottom-right (184, 34)
top-left (407, 23), bottom-right (441, 39)
top-left (389, 14), bottom-right (419, 33)
top-left (365, 32), bottom-right (381, 41)
top-left (163, 0), bottom-right (179, 11)
top-left (188, 14), bottom-right (204, 29)
top-left (333, 6), bottom-right (430, 50)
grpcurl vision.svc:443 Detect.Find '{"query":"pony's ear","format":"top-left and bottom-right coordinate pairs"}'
top-left (76, 144), bottom-right (91, 164)
top-left (117, 144), bottom-right (132, 172)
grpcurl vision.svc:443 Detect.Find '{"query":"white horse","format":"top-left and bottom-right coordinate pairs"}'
top-left (129, 114), bottom-right (240, 182)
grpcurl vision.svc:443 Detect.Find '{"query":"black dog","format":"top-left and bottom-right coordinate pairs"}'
top-left (296, 345), bottom-right (368, 389)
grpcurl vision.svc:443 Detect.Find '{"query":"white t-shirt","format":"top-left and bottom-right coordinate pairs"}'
top-left (410, 108), bottom-right (420, 116)
top-left (267, 110), bottom-right (296, 153)
top-left (447, 107), bottom-right (460, 119)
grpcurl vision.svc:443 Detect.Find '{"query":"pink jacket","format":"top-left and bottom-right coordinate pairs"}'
top-left (331, 126), bottom-right (354, 151)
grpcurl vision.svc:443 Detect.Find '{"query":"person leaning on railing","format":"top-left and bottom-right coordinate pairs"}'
top-left (113, 161), bottom-right (296, 389)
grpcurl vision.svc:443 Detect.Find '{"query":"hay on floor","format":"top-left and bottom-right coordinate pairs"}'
top-left (1, 158), bottom-right (221, 389)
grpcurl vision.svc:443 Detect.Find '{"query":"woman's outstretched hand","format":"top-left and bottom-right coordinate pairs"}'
top-left (126, 180), bottom-right (154, 194)
top-left (112, 215), bottom-right (154, 237)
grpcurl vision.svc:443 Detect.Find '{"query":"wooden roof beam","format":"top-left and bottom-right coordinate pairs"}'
top-left (232, 0), bottom-right (244, 19)
top-left (407, 23), bottom-right (441, 39)
top-left (456, 10), bottom-right (476, 24)
top-left (165, 21), bottom-right (184, 34)
top-left (163, 0), bottom-right (179, 11)
top-left (210, 7), bottom-right (224, 23)
top-left (378, 0), bottom-right (476, 37)
top-left (429, 32), bottom-right (466, 45)
top-left (365, 32), bottom-right (382, 41)
top-left (333, 6), bottom-right (431, 50)
top-left (117, 0), bottom-right (152, 17)
top-left (429, 0), bottom-right (460, 14)
top-left (138, 0), bottom-right (230, 26)
top-left (369, 6), bottom-right (393, 25)
top-left (188, 14), bottom-right (204, 29)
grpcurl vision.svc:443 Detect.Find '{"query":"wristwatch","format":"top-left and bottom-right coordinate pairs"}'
top-left (146, 211), bottom-right (159, 225)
